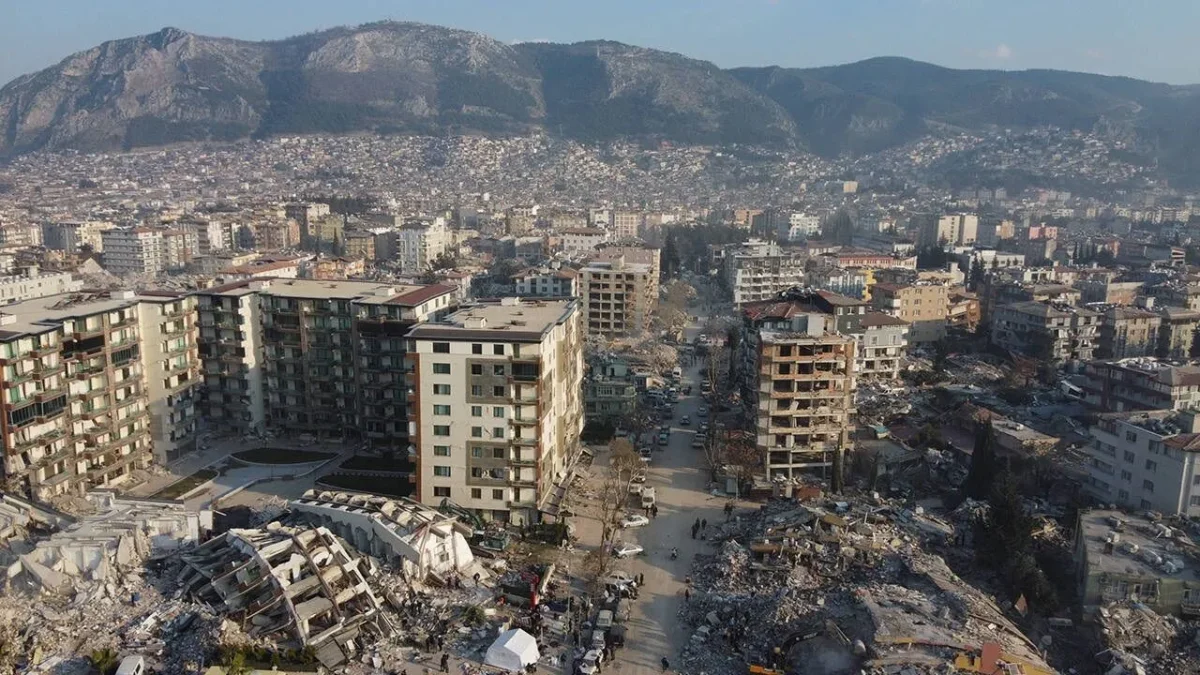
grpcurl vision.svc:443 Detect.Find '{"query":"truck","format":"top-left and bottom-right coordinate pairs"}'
top-left (640, 487), bottom-right (657, 509)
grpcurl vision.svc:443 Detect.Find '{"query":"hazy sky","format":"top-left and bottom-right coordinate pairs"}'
top-left (3, 0), bottom-right (1198, 86)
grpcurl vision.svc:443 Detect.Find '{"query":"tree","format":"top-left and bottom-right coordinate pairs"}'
top-left (89, 648), bottom-right (120, 675)
top-left (963, 421), bottom-right (998, 500)
top-left (975, 472), bottom-right (1060, 611)
top-left (581, 548), bottom-right (615, 598)
top-left (721, 432), bottom-right (762, 494)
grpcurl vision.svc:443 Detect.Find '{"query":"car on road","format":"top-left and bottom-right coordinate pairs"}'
top-left (638, 448), bottom-right (653, 464)
top-left (657, 432), bottom-right (670, 446)
top-left (621, 514), bottom-right (650, 528)
top-left (680, 416), bottom-right (691, 425)
top-left (612, 541), bottom-right (644, 558)
top-left (631, 469), bottom-right (647, 483)
top-left (698, 407), bottom-right (708, 417)
top-left (691, 437), bottom-right (705, 449)
top-left (577, 649), bottom-right (604, 674)
top-left (699, 422), bottom-right (709, 434)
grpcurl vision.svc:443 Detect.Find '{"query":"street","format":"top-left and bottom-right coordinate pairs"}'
top-left (575, 344), bottom-right (733, 675)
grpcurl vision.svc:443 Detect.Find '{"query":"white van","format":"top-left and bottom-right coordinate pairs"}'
top-left (115, 656), bottom-right (146, 675)
top-left (640, 487), bottom-right (656, 509)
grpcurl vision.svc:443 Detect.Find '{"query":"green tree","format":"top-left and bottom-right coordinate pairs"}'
top-left (88, 648), bottom-right (120, 675)
top-left (963, 421), bottom-right (998, 500)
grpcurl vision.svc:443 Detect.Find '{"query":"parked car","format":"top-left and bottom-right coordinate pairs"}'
top-left (680, 416), bottom-right (691, 425)
top-left (621, 514), bottom-right (650, 528)
top-left (698, 407), bottom-right (709, 418)
top-left (578, 649), bottom-right (604, 674)
top-left (691, 437), bottom-right (705, 449)
top-left (638, 449), bottom-right (653, 464)
top-left (612, 541), bottom-right (644, 558)
top-left (116, 657), bottom-right (146, 675)
top-left (657, 433), bottom-right (670, 446)
top-left (699, 423), bottom-right (709, 434)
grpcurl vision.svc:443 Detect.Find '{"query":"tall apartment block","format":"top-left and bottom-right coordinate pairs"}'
top-left (406, 298), bottom-right (584, 524)
top-left (741, 309), bottom-right (856, 486)
top-left (0, 290), bottom-right (200, 500)
top-left (194, 279), bottom-right (457, 449)
top-left (579, 252), bottom-right (659, 339)
top-left (722, 240), bottom-right (807, 307)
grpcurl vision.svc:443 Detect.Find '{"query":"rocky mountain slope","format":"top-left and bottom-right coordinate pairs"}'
top-left (3, 22), bottom-right (1200, 180)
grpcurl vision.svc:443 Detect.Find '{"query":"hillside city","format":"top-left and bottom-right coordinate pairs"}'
top-left (1, 122), bottom-right (1200, 675)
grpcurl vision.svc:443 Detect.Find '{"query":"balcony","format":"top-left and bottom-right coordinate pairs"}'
top-left (512, 436), bottom-right (538, 447)
top-left (511, 416), bottom-right (539, 426)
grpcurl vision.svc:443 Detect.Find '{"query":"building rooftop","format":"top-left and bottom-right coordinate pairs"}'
top-left (0, 289), bottom-right (186, 339)
top-left (859, 312), bottom-right (909, 327)
top-left (196, 278), bottom-right (456, 306)
top-left (407, 297), bottom-right (577, 343)
top-left (1093, 358), bottom-right (1200, 387)
top-left (1100, 409), bottom-right (1200, 437)
top-left (1004, 300), bottom-right (1100, 319)
top-left (1078, 509), bottom-right (1200, 580)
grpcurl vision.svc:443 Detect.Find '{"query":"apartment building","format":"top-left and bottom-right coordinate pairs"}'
top-left (41, 221), bottom-right (114, 253)
top-left (611, 211), bottom-right (644, 240)
top-left (195, 279), bottom-right (457, 448)
top-left (1082, 359), bottom-right (1200, 413)
top-left (1084, 410), bottom-right (1200, 516)
top-left (784, 213), bottom-right (821, 241)
top-left (870, 282), bottom-right (949, 344)
top-left (183, 219), bottom-right (228, 256)
top-left (0, 266), bottom-right (82, 305)
top-left (922, 214), bottom-right (978, 246)
top-left (856, 313), bottom-right (910, 381)
top-left (0, 290), bottom-right (200, 500)
top-left (1159, 307), bottom-right (1200, 360)
top-left (991, 301), bottom-right (1101, 361)
top-left (579, 254), bottom-right (658, 339)
top-left (750, 318), bottom-right (856, 486)
top-left (255, 219), bottom-right (301, 250)
top-left (723, 240), bottom-right (807, 307)
top-left (344, 230), bottom-right (377, 262)
top-left (560, 228), bottom-right (610, 254)
top-left (406, 298), bottom-right (584, 523)
top-left (397, 218), bottom-right (450, 274)
top-left (101, 227), bottom-right (182, 276)
top-left (285, 203), bottom-right (332, 232)
top-left (512, 267), bottom-right (578, 298)
top-left (1098, 306), bottom-right (1161, 359)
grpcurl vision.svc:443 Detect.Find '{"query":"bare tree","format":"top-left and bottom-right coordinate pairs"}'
top-left (581, 548), bottom-right (614, 598)
top-left (722, 431), bottom-right (763, 494)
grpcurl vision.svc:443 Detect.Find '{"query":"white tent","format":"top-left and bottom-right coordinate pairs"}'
top-left (485, 628), bottom-right (540, 672)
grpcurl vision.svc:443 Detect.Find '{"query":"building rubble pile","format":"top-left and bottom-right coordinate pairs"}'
top-left (679, 500), bottom-right (1056, 675)
top-left (1095, 601), bottom-right (1200, 675)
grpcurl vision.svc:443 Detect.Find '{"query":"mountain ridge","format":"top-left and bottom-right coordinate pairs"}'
top-left (4, 21), bottom-right (1200, 182)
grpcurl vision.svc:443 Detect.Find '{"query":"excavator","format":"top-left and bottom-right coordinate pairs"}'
top-left (747, 623), bottom-right (840, 675)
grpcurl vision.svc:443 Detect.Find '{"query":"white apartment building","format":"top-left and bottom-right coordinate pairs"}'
top-left (611, 212), bottom-right (644, 240)
top-left (0, 267), bottom-right (82, 305)
top-left (184, 219), bottom-right (228, 256)
top-left (723, 240), bottom-right (807, 307)
top-left (0, 290), bottom-right (201, 499)
top-left (560, 228), bottom-right (610, 254)
top-left (406, 298), bottom-right (584, 523)
top-left (397, 217), bottom-right (450, 274)
top-left (855, 313), bottom-right (910, 381)
top-left (101, 228), bottom-right (169, 275)
top-left (513, 267), bottom-right (578, 297)
top-left (784, 213), bottom-right (822, 241)
top-left (923, 214), bottom-right (979, 246)
top-left (1085, 410), bottom-right (1200, 516)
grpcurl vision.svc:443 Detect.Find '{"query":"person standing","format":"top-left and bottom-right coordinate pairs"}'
top-left (440, 653), bottom-right (449, 673)
top-left (661, 657), bottom-right (670, 672)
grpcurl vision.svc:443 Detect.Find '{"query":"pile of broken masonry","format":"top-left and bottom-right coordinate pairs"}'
top-left (678, 499), bottom-right (1056, 675)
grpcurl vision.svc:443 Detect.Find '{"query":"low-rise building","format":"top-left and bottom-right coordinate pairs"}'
top-left (560, 228), bottom-right (610, 254)
top-left (991, 301), bottom-right (1100, 361)
top-left (1074, 508), bottom-right (1200, 616)
top-left (1082, 359), bottom-right (1200, 412)
top-left (0, 266), bottom-right (81, 305)
top-left (512, 267), bottom-right (578, 298)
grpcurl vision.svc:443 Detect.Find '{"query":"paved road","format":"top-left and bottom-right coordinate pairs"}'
top-left (606, 355), bottom-right (730, 674)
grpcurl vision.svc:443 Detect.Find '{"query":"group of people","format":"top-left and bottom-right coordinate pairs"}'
top-left (690, 517), bottom-right (708, 539)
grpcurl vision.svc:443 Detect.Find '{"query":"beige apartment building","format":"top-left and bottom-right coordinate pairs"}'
top-left (1098, 306), bottom-right (1161, 359)
top-left (871, 282), bottom-right (949, 343)
top-left (0, 290), bottom-right (201, 500)
top-left (195, 279), bottom-right (457, 448)
top-left (406, 298), bottom-right (584, 523)
top-left (579, 253), bottom-right (659, 339)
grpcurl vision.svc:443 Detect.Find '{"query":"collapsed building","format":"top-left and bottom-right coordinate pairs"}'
top-left (0, 491), bottom-right (209, 593)
top-left (289, 490), bottom-right (487, 583)
top-left (178, 524), bottom-right (394, 668)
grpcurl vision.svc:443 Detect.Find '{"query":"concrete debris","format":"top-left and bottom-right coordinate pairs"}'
top-left (678, 499), bottom-right (1056, 675)
top-left (178, 524), bottom-right (394, 668)
top-left (1095, 601), bottom-right (1200, 675)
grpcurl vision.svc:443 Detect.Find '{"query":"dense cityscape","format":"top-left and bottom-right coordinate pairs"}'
top-left (3, 16), bottom-right (1200, 675)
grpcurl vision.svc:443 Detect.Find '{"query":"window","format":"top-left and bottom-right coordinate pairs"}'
top-left (1123, 451), bottom-right (1136, 463)
top-left (1119, 490), bottom-right (1130, 501)
top-left (472, 446), bottom-right (484, 458)
top-left (433, 487), bottom-right (451, 498)
top-left (471, 406), bottom-right (483, 417)
top-left (472, 344), bottom-right (483, 355)
top-left (493, 345), bottom-right (505, 355)
top-left (494, 385), bottom-right (506, 397)
top-left (1193, 475), bottom-right (1200, 486)
top-left (471, 427), bottom-right (483, 438)
top-left (1126, 431), bottom-right (1138, 442)
top-left (493, 447), bottom-right (505, 459)
top-left (1143, 480), bottom-right (1155, 493)
top-left (493, 365), bottom-right (506, 376)
top-left (434, 405), bottom-right (451, 416)
top-left (433, 342), bottom-right (450, 354)
top-left (1149, 441), bottom-right (1163, 454)
top-left (433, 384), bottom-right (451, 395)
top-left (433, 445), bottom-right (450, 457)
top-left (433, 466), bottom-right (451, 477)
top-left (493, 406), bottom-right (506, 418)
top-left (471, 488), bottom-right (482, 499)
top-left (471, 364), bottom-right (483, 375)
top-left (472, 385), bottom-right (484, 396)
top-left (492, 489), bottom-right (504, 500)
top-left (433, 425), bottom-right (450, 436)
top-left (433, 363), bottom-right (451, 374)
top-left (493, 427), bottom-right (505, 439)
top-left (1146, 460), bottom-right (1158, 472)
top-left (1121, 470), bottom-right (1132, 481)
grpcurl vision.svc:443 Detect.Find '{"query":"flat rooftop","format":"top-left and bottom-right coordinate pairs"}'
top-left (0, 290), bottom-right (185, 339)
top-left (1078, 509), bottom-right (1200, 580)
top-left (198, 278), bottom-right (456, 306)
top-left (407, 298), bottom-right (577, 342)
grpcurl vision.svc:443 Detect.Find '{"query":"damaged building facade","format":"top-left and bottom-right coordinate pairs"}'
top-left (179, 524), bottom-right (394, 667)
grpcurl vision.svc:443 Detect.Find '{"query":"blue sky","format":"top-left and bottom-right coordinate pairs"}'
top-left (3, 0), bottom-right (1198, 85)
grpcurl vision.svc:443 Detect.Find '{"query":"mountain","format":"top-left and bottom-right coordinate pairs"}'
top-left (3, 22), bottom-right (1200, 181)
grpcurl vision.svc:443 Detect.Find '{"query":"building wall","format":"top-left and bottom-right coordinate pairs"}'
top-left (580, 263), bottom-right (657, 338)
top-left (0, 271), bottom-right (82, 305)
top-left (872, 285), bottom-right (948, 344)
top-left (1085, 417), bottom-right (1200, 516)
